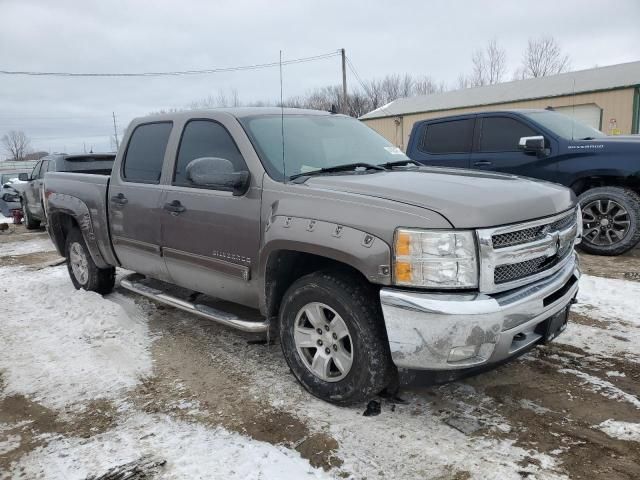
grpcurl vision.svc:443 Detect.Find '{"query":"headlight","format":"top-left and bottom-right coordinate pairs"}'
top-left (393, 229), bottom-right (478, 288)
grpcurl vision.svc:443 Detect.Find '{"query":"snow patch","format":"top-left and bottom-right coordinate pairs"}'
top-left (0, 237), bottom-right (55, 256)
top-left (0, 433), bottom-right (21, 455)
top-left (596, 419), bottom-right (640, 442)
top-left (575, 275), bottom-right (640, 326)
top-left (8, 412), bottom-right (329, 480)
top-left (559, 369), bottom-right (640, 408)
top-left (0, 266), bottom-right (152, 409)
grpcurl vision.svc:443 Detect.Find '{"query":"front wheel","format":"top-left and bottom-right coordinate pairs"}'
top-left (65, 229), bottom-right (115, 294)
top-left (279, 270), bottom-right (393, 405)
top-left (578, 187), bottom-right (640, 256)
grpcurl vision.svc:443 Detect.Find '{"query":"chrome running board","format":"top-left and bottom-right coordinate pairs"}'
top-left (120, 274), bottom-right (268, 333)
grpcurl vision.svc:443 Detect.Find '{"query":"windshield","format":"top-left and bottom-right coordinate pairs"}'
top-left (240, 114), bottom-right (408, 180)
top-left (522, 110), bottom-right (605, 140)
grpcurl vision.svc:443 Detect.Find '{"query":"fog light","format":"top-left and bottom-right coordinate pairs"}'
top-left (448, 345), bottom-right (479, 363)
top-left (448, 343), bottom-right (495, 363)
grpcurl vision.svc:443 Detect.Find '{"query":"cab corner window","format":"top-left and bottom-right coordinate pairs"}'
top-left (420, 119), bottom-right (474, 154)
top-left (173, 120), bottom-right (246, 188)
top-left (479, 117), bottom-right (536, 152)
top-left (122, 122), bottom-right (173, 184)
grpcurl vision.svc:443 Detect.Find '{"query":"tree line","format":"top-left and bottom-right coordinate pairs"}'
top-left (3, 36), bottom-right (571, 160)
top-left (185, 36), bottom-right (571, 118)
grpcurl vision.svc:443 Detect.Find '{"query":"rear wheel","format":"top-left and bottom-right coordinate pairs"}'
top-left (279, 269), bottom-right (393, 405)
top-left (65, 229), bottom-right (115, 294)
top-left (22, 200), bottom-right (40, 230)
top-left (578, 187), bottom-right (640, 256)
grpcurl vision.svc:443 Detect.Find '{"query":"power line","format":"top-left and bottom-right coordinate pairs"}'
top-left (345, 56), bottom-right (369, 95)
top-left (0, 51), bottom-right (340, 77)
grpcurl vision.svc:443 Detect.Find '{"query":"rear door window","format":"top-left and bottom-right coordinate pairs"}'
top-left (420, 119), bottom-right (474, 154)
top-left (122, 122), bottom-right (173, 183)
top-left (173, 120), bottom-right (246, 187)
top-left (479, 117), bottom-right (537, 152)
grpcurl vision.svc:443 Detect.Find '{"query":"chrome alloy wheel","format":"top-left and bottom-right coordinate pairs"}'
top-left (69, 241), bottom-right (89, 285)
top-left (582, 199), bottom-right (631, 246)
top-left (293, 302), bottom-right (353, 382)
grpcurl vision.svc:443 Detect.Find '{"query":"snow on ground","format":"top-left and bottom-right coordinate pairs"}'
top-left (554, 274), bottom-right (640, 361)
top-left (7, 411), bottom-right (329, 480)
top-left (0, 236), bottom-right (55, 256)
top-left (0, 214), bottom-right (15, 223)
top-left (0, 265), bottom-right (153, 409)
top-left (574, 274), bottom-right (640, 326)
top-left (0, 257), bottom-right (332, 479)
top-left (595, 419), bottom-right (640, 442)
top-left (558, 369), bottom-right (640, 409)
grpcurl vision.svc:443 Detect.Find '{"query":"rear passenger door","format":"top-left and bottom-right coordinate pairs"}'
top-left (471, 115), bottom-right (555, 180)
top-left (408, 117), bottom-right (474, 168)
top-left (160, 118), bottom-right (261, 307)
top-left (108, 121), bottom-right (173, 281)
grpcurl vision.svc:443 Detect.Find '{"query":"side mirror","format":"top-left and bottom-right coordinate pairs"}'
top-left (518, 135), bottom-right (546, 153)
top-left (18, 173), bottom-right (29, 181)
top-left (186, 157), bottom-right (250, 196)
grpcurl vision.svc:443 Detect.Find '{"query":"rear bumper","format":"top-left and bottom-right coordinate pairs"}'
top-left (380, 252), bottom-right (580, 370)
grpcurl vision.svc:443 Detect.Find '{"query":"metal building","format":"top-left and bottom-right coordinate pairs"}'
top-left (360, 61), bottom-right (640, 150)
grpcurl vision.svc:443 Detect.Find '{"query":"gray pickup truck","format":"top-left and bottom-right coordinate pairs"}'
top-left (19, 153), bottom-right (115, 229)
top-left (44, 108), bottom-right (581, 405)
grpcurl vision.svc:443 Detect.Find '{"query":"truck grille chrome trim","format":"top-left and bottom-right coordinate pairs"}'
top-left (477, 208), bottom-right (578, 293)
top-left (491, 210), bottom-right (576, 249)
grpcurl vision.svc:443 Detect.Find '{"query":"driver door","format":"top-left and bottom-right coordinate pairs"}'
top-left (160, 118), bottom-right (261, 307)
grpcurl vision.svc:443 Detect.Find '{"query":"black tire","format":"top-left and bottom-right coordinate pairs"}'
top-left (65, 228), bottom-right (115, 294)
top-left (22, 200), bottom-right (40, 230)
top-left (578, 187), bottom-right (640, 256)
top-left (279, 269), bottom-right (393, 405)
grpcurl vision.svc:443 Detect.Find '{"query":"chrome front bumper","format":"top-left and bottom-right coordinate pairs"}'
top-left (380, 253), bottom-right (580, 370)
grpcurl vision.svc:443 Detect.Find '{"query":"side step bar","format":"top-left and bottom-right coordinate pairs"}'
top-left (120, 274), bottom-right (269, 333)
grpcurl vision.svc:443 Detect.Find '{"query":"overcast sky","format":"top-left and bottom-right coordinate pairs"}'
top-left (1, 0), bottom-right (639, 155)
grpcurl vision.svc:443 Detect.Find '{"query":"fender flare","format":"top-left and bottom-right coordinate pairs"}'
top-left (257, 215), bottom-right (392, 315)
top-left (46, 192), bottom-right (112, 269)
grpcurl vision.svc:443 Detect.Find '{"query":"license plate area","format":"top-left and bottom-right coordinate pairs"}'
top-left (538, 306), bottom-right (570, 343)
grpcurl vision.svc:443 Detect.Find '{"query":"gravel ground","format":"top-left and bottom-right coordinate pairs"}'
top-left (0, 225), bottom-right (638, 479)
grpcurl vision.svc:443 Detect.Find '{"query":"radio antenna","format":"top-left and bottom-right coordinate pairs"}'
top-left (279, 50), bottom-right (286, 182)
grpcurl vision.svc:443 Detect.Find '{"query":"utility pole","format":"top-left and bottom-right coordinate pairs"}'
top-left (112, 112), bottom-right (120, 150)
top-left (341, 48), bottom-right (348, 115)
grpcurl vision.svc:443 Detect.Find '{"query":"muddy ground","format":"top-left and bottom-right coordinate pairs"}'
top-left (1, 226), bottom-right (639, 479)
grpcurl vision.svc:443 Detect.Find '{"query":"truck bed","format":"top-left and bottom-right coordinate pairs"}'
top-left (44, 172), bottom-right (118, 267)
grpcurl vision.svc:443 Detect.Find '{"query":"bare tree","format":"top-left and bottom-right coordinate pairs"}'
top-left (2, 130), bottom-right (31, 161)
top-left (470, 39), bottom-right (507, 86)
top-left (455, 73), bottom-right (471, 90)
top-left (517, 36), bottom-right (571, 78)
top-left (414, 75), bottom-right (445, 95)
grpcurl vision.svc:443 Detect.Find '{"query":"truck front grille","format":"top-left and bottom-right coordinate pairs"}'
top-left (491, 211), bottom-right (576, 249)
top-left (494, 245), bottom-right (573, 284)
top-left (478, 208), bottom-right (578, 293)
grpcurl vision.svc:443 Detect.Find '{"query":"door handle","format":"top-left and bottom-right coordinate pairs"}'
top-left (474, 160), bottom-right (493, 167)
top-left (110, 193), bottom-right (128, 205)
top-left (163, 200), bottom-right (186, 215)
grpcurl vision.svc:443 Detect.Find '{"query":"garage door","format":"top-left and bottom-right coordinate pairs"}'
top-left (555, 103), bottom-right (602, 131)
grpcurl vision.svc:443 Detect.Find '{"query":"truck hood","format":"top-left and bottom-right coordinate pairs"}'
top-left (305, 167), bottom-right (575, 228)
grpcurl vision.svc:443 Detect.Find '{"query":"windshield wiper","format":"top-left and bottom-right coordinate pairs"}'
top-left (289, 162), bottom-right (385, 181)
top-left (378, 159), bottom-right (420, 169)
top-left (579, 136), bottom-right (597, 140)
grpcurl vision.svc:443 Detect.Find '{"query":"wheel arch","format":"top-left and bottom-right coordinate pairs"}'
top-left (570, 173), bottom-right (640, 196)
top-left (47, 194), bottom-right (114, 268)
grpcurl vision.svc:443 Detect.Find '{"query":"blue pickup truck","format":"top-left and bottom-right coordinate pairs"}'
top-left (406, 109), bottom-right (640, 255)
